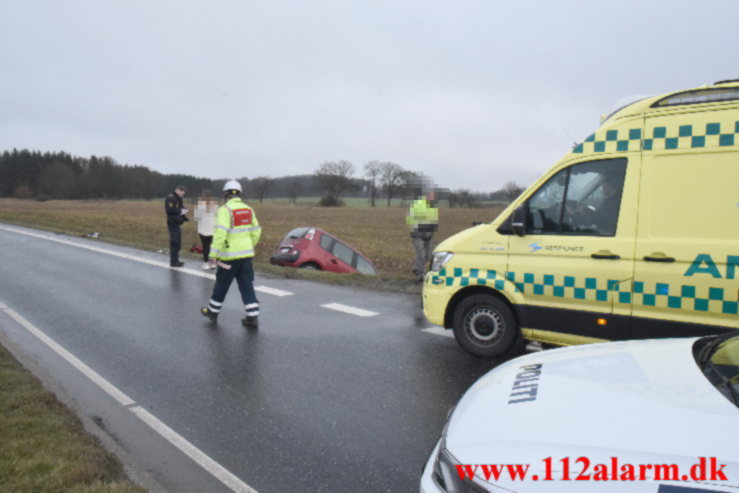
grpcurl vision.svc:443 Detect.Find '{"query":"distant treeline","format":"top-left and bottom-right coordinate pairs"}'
top-left (0, 149), bottom-right (212, 200)
top-left (0, 148), bottom-right (525, 206)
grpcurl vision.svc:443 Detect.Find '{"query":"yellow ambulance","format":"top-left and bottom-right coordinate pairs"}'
top-left (423, 80), bottom-right (739, 357)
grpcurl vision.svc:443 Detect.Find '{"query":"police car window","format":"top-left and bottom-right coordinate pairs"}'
top-left (319, 233), bottom-right (333, 250)
top-left (355, 255), bottom-right (377, 275)
top-left (527, 169), bottom-right (567, 234)
top-left (332, 241), bottom-right (355, 265)
top-left (561, 159), bottom-right (626, 236)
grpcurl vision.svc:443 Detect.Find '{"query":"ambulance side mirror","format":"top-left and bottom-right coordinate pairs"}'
top-left (512, 205), bottom-right (527, 237)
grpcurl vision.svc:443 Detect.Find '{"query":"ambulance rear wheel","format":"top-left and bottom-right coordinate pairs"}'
top-left (452, 294), bottom-right (517, 358)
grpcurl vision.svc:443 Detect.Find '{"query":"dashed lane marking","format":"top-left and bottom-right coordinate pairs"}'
top-left (255, 286), bottom-right (292, 297)
top-left (0, 224), bottom-right (293, 297)
top-left (0, 301), bottom-right (258, 493)
top-left (321, 303), bottom-right (379, 317)
top-left (422, 326), bottom-right (455, 338)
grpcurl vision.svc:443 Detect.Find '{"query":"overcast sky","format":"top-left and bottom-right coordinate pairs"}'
top-left (1, 1), bottom-right (737, 192)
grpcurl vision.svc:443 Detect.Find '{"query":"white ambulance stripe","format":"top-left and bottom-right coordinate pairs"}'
top-left (422, 326), bottom-right (455, 338)
top-left (0, 301), bottom-right (257, 492)
top-left (0, 225), bottom-right (293, 298)
top-left (321, 303), bottom-right (378, 317)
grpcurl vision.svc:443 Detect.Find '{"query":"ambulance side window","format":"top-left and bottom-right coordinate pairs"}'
top-left (526, 158), bottom-right (627, 236)
top-left (561, 159), bottom-right (626, 236)
top-left (527, 169), bottom-right (567, 234)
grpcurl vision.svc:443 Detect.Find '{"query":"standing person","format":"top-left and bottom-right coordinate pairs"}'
top-left (165, 185), bottom-right (189, 267)
top-left (200, 180), bottom-right (262, 327)
top-left (194, 193), bottom-right (218, 270)
top-left (407, 188), bottom-right (438, 282)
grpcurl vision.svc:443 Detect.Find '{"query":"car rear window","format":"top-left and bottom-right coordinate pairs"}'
top-left (356, 255), bottom-right (377, 275)
top-left (286, 227), bottom-right (311, 239)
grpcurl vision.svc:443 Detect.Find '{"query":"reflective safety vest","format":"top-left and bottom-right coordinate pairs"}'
top-left (407, 196), bottom-right (439, 231)
top-left (211, 197), bottom-right (261, 260)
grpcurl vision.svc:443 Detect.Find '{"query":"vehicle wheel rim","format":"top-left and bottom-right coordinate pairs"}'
top-left (465, 308), bottom-right (503, 344)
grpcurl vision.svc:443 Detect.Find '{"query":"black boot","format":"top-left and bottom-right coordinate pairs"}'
top-left (241, 315), bottom-right (258, 328)
top-left (201, 306), bottom-right (218, 324)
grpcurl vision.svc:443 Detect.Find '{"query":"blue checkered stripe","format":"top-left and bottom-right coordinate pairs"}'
top-left (573, 121), bottom-right (739, 154)
top-left (573, 128), bottom-right (642, 154)
top-left (432, 267), bottom-right (516, 291)
top-left (632, 281), bottom-right (738, 315)
top-left (432, 269), bottom-right (738, 315)
top-left (643, 121), bottom-right (739, 150)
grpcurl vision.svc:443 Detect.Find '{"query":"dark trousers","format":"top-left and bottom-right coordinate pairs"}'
top-left (199, 234), bottom-right (213, 261)
top-left (168, 225), bottom-right (181, 263)
top-left (207, 257), bottom-right (259, 316)
top-left (411, 231), bottom-right (433, 278)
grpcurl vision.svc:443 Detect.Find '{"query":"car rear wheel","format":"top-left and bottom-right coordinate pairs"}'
top-left (299, 262), bottom-right (320, 270)
top-left (452, 294), bottom-right (518, 358)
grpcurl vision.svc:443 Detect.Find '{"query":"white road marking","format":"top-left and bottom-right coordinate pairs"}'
top-left (0, 301), bottom-right (258, 493)
top-left (0, 224), bottom-right (293, 297)
top-left (422, 326), bottom-right (455, 338)
top-left (130, 406), bottom-right (256, 493)
top-left (1, 303), bottom-right (135, 406)
top-left (320, 302), bottom-right (378, 317)
top-left (255, 286), bottom-right (293, 297)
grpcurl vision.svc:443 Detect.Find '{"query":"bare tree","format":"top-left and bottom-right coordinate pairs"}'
top-left (379, 161), bottom-right (405, 206)
top-left (364, 160), bottom-right (382, 207)
top-left (250, 176), bottom-right (273, 204)
top-left (448, 188), bottom-right (478, 208)
top-left (501, 181), bottom-right (525, 202)
top-left (314, 160), bottom-right (356, 203)
top-left (287, 178), bottom-right (302, 205)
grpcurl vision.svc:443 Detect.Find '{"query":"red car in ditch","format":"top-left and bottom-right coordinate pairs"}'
top-left (270, 227), bottom-right (378, 275)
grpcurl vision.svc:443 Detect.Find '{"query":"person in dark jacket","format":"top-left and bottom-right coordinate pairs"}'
top-left (165, 185), bottom-right (189, 267)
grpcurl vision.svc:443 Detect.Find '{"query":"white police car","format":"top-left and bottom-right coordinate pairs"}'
top-left (421, 332), bottom-right (739, 492)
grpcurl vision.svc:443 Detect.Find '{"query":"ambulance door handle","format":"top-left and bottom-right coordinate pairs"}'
top-left (591, 251), bottom-right (620, 260)
top-left (643, 254), bottom-right (675, 263)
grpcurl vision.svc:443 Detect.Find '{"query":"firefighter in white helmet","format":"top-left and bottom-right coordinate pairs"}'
top-left (200, 180), bottom-right (262, 327)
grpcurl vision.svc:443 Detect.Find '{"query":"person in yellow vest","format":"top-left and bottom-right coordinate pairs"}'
top-left (407, 188), bottom-right (438, 282)
top-left (200, 180), bottom-right (262, 327)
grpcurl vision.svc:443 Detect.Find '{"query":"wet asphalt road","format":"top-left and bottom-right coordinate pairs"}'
top-left (0, 223), bottom-right (501, 492)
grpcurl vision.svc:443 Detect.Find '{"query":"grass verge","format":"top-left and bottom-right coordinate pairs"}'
top-left (0, 198), bottom-right (506, 293)
top-left (0, 343), bottom-right (145, 492)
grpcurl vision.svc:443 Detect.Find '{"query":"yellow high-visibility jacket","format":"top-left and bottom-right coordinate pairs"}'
top-left (210, 197), bottom-right (261, 261)
top-left (407, 196), bottom-right (439, 233)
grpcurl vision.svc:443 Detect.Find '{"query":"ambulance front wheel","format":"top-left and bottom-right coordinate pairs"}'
top-left (452, 294), bottom-right (518, 358)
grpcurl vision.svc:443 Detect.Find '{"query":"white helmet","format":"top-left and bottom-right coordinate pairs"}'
top-left (223, 179), bottom-right (242, 193)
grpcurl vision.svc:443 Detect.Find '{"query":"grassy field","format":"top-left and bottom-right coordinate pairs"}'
top-left (259, 196), bottom-right (509, 208)
top-left (0, 198), bottom-right (507, 278)
top-left (0, 343), bottom-right (145, 492)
